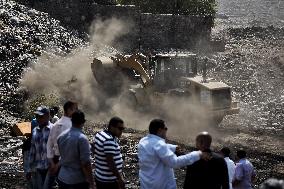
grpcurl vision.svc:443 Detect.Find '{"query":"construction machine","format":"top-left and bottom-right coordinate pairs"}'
top-left (91, 53), bottom-right (239, 125)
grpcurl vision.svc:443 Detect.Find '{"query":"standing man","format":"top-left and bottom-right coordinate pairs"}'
top-left (183, 132), bottom-right (229, 189)
top-left (28, 106), bottom-right (53, 189)
top-left (92, 117), bottom-right (125, 189)
top-left (220, 147), bottom-right (236, 189)
top-left (138, 119), bottom-right (207, 189)
top-left (22, 114), bottom-right (38, 188)
top-left (57, 110), bottom-right (95, 189)
top-left (233, 150), bottom-right (256, 189)
top-left (45, 101), bottom-right (78, 189)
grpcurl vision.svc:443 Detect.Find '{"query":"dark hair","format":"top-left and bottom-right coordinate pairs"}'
top-left (108, 117), bottom-right (124, 128)
top-left (63, 100), bottom-right (77, 113)
top-left (50, 106), bottom-right (59, 116)
top-left (149, 119), bottom-right (166, 135)
top-left (196, 132), bottom-right (212, 149)
top-left (237, 150), bottom-right (247, 159)
top-left (71, 110), bottom-right (86, 125)
top-left (51, 106), bottom-right (59, 113)
top-left (221, 147), bottom-right (231, 157)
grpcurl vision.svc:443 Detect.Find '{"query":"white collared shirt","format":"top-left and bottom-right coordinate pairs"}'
top-left (46, 116), bottom-right (72, 158)
top-left (138, 134), bottom-right (201, 189)
top-left (224, 157), bottom-right (236, 189)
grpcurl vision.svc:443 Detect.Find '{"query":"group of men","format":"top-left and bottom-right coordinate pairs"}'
top-left (138, 119), bottom-right (256, 189)
top-left (22, 100), bottom-right (257, 189)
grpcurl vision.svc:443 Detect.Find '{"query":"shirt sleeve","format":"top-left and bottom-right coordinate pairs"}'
top-left (103, 139), bottom-right (117, 155)
top-left (53, 125), bottom-right (63, 156)
top-left (234, 163), bottom-right (244, 180)
top-left (78, 136), bottom-right (91, 163)
top-left (154, 141), bottom-right (201, 169)
top-left (167, 144), bottom-right (177, 152)
top-left (28, 131), bottom-right (36, 172)
top-left (46, 126), bottom-right (55, 159)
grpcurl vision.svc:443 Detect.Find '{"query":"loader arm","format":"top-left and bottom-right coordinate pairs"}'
top-left (113, 54), bottom-right (151, 87)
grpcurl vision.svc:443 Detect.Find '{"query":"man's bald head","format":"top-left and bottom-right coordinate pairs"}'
top-left (196, 132), bottom-right (212, 151)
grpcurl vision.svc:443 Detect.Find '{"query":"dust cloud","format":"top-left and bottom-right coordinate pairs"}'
top-left (20, 18), bottom-right (128, 119)
top-left (20, 17), bottom-right (219, 141)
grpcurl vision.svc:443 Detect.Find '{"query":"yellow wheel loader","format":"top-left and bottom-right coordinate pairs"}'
top-left (91, 53), bottom-right (239, 125)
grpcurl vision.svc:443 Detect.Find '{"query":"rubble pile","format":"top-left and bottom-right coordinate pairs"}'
top-left (0, 1), bottom-right (85, 188)
top-left (0, 0), bottom-right (85, 127)
top-left (210, 26), bottom-right (284, 135)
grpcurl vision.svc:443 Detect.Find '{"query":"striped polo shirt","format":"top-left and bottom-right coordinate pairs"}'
top-left (93, 129), bottom-right (123, 182)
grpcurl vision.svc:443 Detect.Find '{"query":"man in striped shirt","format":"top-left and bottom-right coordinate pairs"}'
top-left (92, 117), bottom-right (125, 189)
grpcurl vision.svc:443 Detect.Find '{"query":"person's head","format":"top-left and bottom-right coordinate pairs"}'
top-left (108, 117), bottom-right (124, 138)
top-left (63, 100), bottom-right (78, 117)
top-left (71, 110), bottom-right (86, 128)
top-left (196, 132), bottom-right (212, 151)
top-left (236, 149), bottom-right (247, 160)
top-left (220, 147), bottom-right (231, 158)
top-left (34, 106), bottom-right (50, 127)
top-left (50, 106), bottom-right (59, 117)
top-left (259, 178), bottom-right (284, 189)
top-left (149, 119), bottom-right (167, 139)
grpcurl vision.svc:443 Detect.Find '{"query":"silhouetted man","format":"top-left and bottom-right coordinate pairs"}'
top-left (183, 132), bottom-right (229, 189)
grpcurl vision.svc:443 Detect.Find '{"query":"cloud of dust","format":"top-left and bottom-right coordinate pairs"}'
top-left (20, 18), bottom-right (130, 120)
top-left (19, 17), bottom-right (221, 142)
top-left (160, 96), bottom-right (222, 142)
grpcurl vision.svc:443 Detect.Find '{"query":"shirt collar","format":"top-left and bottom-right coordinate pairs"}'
top-left (239, 158), bottom-right (246, 162)
top-left (148, 134), bottom-right (165, 141)
top-left (61, 116), bottom-right (71, 120)
top-left (104, 129), bottom-right (117, 139)
top-left (36, 121), bottom-right (52, 130)
top-left (71, 127), bottom-right (83, 132)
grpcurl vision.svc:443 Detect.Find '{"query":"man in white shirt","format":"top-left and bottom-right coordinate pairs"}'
top-left (220, 147), bottom-right (236, 189)
top-left (138, 119), bottom-right (209, 189)
top-left (44, 101), bottom-right (78, 189)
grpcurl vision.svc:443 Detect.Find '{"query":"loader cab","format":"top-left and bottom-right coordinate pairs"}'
top-left (150, 53), bottom-right (197, 91)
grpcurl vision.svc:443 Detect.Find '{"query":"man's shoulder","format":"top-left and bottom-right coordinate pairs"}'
top-left (78, 133), bottom-right (89, 143)
top-left (54, 117), bottom-right (71, 126)
top-left (97, 130), bottom-right (112, 138)
top-left (57, 128), bottom-right (71, 140)
top-left (208, 152), bottom-right (224, 160)
top-left (138, 135), bottom-right (164, 147)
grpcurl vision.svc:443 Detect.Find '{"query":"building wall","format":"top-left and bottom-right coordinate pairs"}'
top-left (18, 0), bottom-right (212, 51)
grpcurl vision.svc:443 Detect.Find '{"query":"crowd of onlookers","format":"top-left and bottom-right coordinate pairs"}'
top-left (22, 101), bottom-right (284, 189)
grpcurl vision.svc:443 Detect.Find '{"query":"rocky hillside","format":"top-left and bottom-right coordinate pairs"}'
top-left (0, 0), bottom-right (85, 127)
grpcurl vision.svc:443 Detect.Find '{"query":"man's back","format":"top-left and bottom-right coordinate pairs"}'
top-left (57, 127), bottom-right (91, 185)
top-left (138, 134), bottom-right (177, 189)
top-left (234, 158), bottom-right (255, 189)
top-left (184, 151), bottom-right (229, 189)
top-left (47, 116), bottom-right (72, 159)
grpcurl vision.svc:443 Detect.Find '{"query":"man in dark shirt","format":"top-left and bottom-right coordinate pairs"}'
top-left (183, 132), bottom-right (229, 189)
